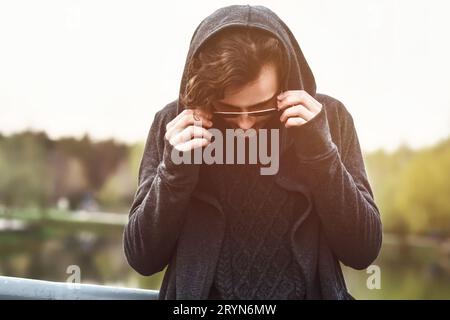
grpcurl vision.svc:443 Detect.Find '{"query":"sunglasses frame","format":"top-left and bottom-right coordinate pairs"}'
top-left (211, 90), bottom-right (283, 119)
top-left (212, 107), bottom-right (279, 118)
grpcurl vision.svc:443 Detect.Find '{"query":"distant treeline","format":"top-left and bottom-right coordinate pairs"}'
top-left (0, 131), bottom-right (141, 212)
top-left (0, 130), bottom-right (449, 235)
top-left (365, 138), bottom-right (450, 236)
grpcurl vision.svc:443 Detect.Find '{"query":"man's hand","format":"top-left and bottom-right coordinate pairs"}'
top-left (165, 109), bottom-right (213, 152)
top-left (277, 90), bottom-right (322, 127)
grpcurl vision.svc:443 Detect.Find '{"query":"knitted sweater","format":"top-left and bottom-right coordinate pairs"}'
top-left (201, 116), bottom-right (308, 300)
top-left (204, 161), bottom-right (309, 300)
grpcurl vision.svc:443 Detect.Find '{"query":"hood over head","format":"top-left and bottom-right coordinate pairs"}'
top-left (177, 4), bottom-right (317, 154)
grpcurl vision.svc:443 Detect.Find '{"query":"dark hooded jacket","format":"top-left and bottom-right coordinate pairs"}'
top-left (123, 5), bottom-right (382, 300)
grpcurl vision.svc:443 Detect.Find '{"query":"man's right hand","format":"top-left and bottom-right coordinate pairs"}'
top-left (164, 109), bottom-right (213, 152)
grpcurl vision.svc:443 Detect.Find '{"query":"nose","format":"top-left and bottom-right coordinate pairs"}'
top-left (236, 114), bottom-right (256, 130)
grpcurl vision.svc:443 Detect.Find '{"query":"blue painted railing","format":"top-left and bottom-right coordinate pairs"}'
top-left (0, 276), bottom-right (159, 300)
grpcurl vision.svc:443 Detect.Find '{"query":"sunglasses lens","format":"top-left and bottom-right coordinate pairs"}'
top-left (213, 109), bottom-right (279, 118)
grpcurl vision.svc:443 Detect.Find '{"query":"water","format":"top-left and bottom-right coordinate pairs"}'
top-left (0, 219), bottom-right (449, 299)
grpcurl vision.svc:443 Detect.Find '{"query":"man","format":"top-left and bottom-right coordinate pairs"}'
top-left (123, 5), bottom-right (382, 300)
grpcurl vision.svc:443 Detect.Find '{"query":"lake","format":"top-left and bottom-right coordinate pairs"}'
top-left (0, 215), bottom-right (449, 299)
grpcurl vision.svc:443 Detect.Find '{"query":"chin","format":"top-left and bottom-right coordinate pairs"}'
top-left (227, 118), bottom-right (273, 130)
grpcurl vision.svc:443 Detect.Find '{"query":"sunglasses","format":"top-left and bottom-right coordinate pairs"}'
top-left (212, 107), bottom-right (279, 118)
top-left (212, 91), bottom-right (282, 119)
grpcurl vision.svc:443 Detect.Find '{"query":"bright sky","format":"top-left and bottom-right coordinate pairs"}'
top-left (0, 0), bottom-right (449, 152)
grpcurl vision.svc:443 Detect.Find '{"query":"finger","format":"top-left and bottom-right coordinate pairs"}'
top-left (166, 108), bottom-right (212, 131)
top-left (285, 117), bottom-right (307, 128)
top-left (169, 125), bottom-right (213, 146)
top-left (175, 138), bottom-right (210, 152)
top-left (279, 104), bottom-right (314, 123)
top-left (165, 114), bottom-right (213, 141)
top-left (276, 89), bottom-right (301, 100)
top-left (191, 108), bottom-right (213, 121)
top-left (277, 89), bottom-right (314, 101)
top-left (278, 90), bottom-right (320, 113)
top-left (175, 112), bottom-right (213, 130)
top-left (278, 93), bottom-right (311, 111)
top-left (166, 109), bottom-right (193, 131)
top-left (166, 115), bottom-right (212, 142)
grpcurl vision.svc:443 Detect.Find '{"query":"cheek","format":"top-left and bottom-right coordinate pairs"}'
top-left (255, 115), bottom-right (273, 125)
top-left (225, 117), bottom-right (237, 121)
top-left (257, 115), bottom-right (271, 121)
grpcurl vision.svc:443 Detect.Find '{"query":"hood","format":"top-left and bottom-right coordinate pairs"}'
top-left (177, 4), bottom-right (317, 154)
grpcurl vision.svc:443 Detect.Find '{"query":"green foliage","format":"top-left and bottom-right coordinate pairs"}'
top-left (365, 138), bottom-right (450, 235)
top-left (1, 130), bottom-right (450, 235)
top-left (97, 142), bottom-right (144, 211)
top-left (0, 131), bottom-right (52, 208)
top-left (0, 131), bottom-right (128, 210)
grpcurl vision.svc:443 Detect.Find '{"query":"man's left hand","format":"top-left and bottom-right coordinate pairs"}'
top-left (277, 90), bottom-right (322, 127)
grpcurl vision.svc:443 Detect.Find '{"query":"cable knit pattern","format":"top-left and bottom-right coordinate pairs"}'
top-left (199, 115), bottom-right (308, 300)
top-left (203, 160), bottom-right (307, 300)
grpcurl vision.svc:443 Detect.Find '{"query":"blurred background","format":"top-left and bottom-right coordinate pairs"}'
top-left (0, 0), bottom-right (449, 299)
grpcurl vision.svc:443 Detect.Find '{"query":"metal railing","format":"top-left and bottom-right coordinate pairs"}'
top-left (0, 276), bottom-right (159, 300)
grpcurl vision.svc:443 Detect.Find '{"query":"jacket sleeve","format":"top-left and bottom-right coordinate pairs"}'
top-left (290, 98), bottom-right (383, 270)
top-left (123, 109), bottom-right (199, 276)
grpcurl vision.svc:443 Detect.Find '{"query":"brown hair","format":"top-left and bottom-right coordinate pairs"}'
top-left (180, 27), bottom-right (288, 112)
